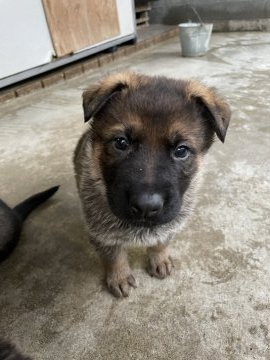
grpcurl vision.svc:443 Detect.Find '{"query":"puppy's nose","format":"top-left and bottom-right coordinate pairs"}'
top-left (131, 193), bottom-right (164, 218)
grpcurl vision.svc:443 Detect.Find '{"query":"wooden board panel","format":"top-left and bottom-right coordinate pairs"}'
top-left (42, 0), bottom-right (120, 57)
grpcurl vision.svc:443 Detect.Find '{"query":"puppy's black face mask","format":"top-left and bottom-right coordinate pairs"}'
top-left (83, 74), bottom-right (231, 227)
top-left (103, 144), bottom-right (192, 227)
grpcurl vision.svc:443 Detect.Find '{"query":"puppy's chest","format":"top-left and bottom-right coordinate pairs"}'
top-left (82, 200), bottom-right (182, 247)
top-left (86, 220), bottom-right (179, 247)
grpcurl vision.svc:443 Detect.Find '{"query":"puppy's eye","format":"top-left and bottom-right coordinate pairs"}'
top-left (174, 145), bottom-right (190, 159)
top-left (114, 137), bottom-right (129, 151)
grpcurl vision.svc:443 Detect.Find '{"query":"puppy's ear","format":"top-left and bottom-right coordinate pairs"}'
top-left (82, 72), bottom-right (143, 122)
top-left (185, 81), bottom-right (231, 143)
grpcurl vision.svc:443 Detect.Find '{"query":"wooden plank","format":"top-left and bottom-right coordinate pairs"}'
top-left (42, 0), bottom-right (120, 57)
top-left (137, 22), bottom-right (149, 29)
top-left (135, 5), bottom-right (151, 13)
top-left (136, 17), bottom-right (149, 25)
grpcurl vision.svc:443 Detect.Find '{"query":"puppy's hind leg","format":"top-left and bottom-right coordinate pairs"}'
top-left (147, 241), bottom-right (174, 279)
top-left (95, 244), bottom-right (137, 298)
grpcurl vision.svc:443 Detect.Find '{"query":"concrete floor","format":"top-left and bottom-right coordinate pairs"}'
top-left (0, 32), bottom-right (270, 360)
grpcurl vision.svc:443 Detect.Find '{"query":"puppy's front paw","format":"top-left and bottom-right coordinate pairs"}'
top-left (106, 272), bottom-right (137, 298)
top-left (147, 246), bottom-right (174, 279)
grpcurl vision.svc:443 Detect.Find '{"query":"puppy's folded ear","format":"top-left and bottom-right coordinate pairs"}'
top-left (185, 81), bottom-right (231, 143)
top-left (82, 72), bottom-right (143, 122)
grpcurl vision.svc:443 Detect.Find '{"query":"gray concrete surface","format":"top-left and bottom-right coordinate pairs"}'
top-left (0, 32), bottom-right (270, 359)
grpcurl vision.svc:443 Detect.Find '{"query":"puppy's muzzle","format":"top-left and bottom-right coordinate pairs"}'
top-left (130, 193), bottom-right (164, 219)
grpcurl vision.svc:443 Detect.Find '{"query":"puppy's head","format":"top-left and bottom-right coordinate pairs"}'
top-left (82, 72), bottom-right (230, 227)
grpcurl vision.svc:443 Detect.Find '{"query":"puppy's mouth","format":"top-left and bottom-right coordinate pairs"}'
top-left (126, 218), bottom-right (159, 228)
top-left (110, 206), bottom-right (166, 228)
top-left (117, 211), bottom-right (176, 228)
top-left (108, 193), bottom-right (180, 228)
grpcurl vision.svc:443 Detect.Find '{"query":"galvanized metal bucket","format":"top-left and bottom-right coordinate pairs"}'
top-left (178, 22), bottom-right (213, 57)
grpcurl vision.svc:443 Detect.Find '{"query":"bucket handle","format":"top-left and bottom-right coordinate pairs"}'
top-left (187, 5), bottom-right (204, 26)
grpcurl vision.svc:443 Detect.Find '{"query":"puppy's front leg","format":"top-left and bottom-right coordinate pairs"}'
top-left (97, 244), bottom-right (137, 298)
top-left (147, 242), bottom-right (174, 279)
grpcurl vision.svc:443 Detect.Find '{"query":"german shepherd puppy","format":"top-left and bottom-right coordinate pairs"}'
top-left (74, 72), bottom-right (231, 297)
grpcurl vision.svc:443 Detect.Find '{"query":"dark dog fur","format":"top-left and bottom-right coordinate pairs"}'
top-left (0, 339), bottom-right (32, 360)
top-left (74, 72), bottom-right (231, 297)
top-left (0, 186), bottom-right (59, 262)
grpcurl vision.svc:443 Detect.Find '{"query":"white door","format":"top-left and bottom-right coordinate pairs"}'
top-left (0, 0), bottom-right (55, 79)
